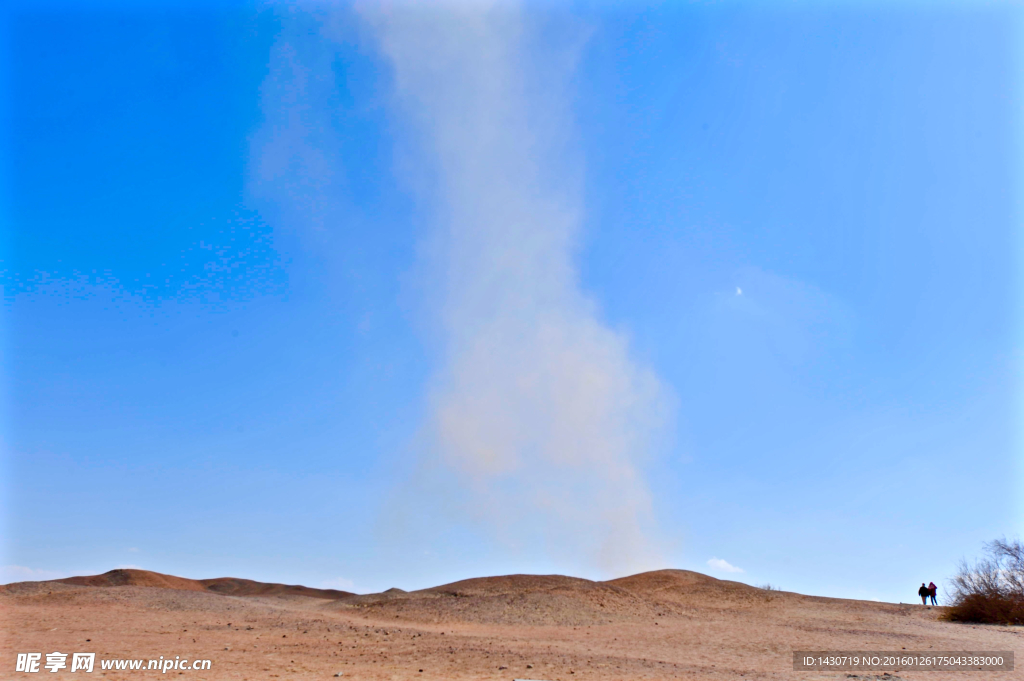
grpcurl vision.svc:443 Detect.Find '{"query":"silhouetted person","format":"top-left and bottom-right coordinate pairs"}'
top-left (928, 582), bottom-right (938, 605)
top-left (918, 583), bottom-right (928, 605)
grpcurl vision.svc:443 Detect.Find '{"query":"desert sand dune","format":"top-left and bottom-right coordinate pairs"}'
top-left (58, 569), bottom-right (209, 592)
top-left (56, 569), bottom-right (353, 600)
top-left (2, 569), bottom-right (1019, 680)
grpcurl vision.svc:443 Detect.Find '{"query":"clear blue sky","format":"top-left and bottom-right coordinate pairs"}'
top-left (2, 0), bottom-right (1021, 605)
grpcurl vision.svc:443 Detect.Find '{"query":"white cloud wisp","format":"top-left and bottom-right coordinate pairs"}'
top-left (707, 558), bottom-right (744, 574)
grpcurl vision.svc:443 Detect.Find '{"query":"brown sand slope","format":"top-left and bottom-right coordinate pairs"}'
top-left (332, 570), bottom-right (789, 626)
top-left (337, 573), bottom-right (658, 625)
top-left (608, 569), bottom-right (805, 609)
top-left (58, 568), bottom-right (207, 591)
top-left (3, 568), bottom-right (1020, 680)
top-left (54, 568), bottom-right (353, 600)
top-left (200, 577), bottom-right (352, 600)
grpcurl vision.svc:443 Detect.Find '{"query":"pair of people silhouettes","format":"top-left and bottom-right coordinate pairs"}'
top-left (918, 582), bottom-right (937, 605)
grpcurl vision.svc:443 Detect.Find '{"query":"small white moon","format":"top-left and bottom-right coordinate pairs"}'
top-left (736, 287), bottom-right (742, 296)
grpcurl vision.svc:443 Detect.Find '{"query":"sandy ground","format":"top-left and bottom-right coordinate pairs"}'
top-left (1, 569), bottom-right (1020, 680)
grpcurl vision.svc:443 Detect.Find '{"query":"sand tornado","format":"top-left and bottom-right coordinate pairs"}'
top-left (362, 2), bottom-right (672, 574)
top-left (253, 1), bottom-right (673, 574)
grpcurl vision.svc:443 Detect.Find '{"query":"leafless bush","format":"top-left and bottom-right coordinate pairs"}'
top-left (944, 538), bottom-right (1024, 625)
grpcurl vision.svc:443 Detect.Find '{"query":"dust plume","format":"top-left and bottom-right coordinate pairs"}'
top-left (361, 2), bottom-right (672, 574)
top-left (252, 1), bottom-right (674, 575)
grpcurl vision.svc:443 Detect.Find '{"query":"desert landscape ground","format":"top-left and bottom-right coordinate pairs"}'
top-left (2, 569), bottom-right (1019, 680)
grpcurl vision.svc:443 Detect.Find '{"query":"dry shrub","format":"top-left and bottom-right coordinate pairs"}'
top-left (944, 538), bottom-right (1024, 625)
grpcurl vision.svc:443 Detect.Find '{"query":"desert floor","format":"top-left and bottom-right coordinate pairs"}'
top-left (2, 569), bottom-right (1020, 681)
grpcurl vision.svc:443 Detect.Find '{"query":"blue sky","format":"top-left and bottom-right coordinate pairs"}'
top-left (2, 0), bottom-right (1021, 604)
